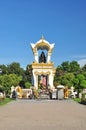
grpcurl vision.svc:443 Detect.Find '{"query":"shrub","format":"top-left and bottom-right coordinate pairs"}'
top-left (25, 82), bottom-right (31, 89)
top-left (81, 93), bottom-right (86, 105)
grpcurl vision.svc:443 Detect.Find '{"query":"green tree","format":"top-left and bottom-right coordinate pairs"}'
top-left (54, 65), bottom-right (64, 85)
top-left (0, 64), bottom-right (8, 74)
top-left (0, 74), bottom-right (22, 94)
top-left (19, 64), bottom-right (32, 88)
top-left (81, 71), bottom-right (86, 79)
top-left (73, 78), bottom-right (79, 89)
top-left (61, 61), bottom-right (70, 72)
top-left (80, 80), bottom-right (86, 89)
top-left (61, 73), bottom-right (75, 88)
top-left (75, 74), bottom-right (86, 96)
top-left (76, 74), bottom-right (85, 81)
top-left (82, 64), bottom-right (86, 71)
top-left (70, 61), bottom-right (80, 73)
top-left (61, 77), bottom-right (69, 86)
top-left (25, 64), bottom-right (32, 83)
top-left (81, 64), bottom-right (86, 78)
top-left (7, 62), bottom-right (24, 76)
top-left (55, 65), bottom-right (64, 76)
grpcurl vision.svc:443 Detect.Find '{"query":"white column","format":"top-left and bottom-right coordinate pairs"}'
top-left (48, 72), bottom-right (53, 88)
top-left (33, 71), bottom-right (38, 89)
top-left (34, 75), bottom-right (37, 89)
top-left (34, 52), bottom-right (38, 63)
top-left (47, 52), bottom-right (51, 63)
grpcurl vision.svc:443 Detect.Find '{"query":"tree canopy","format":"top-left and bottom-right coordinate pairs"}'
top-left (0, 62), bottom-right (32, 94)
top-left (54, 61), bottom-right (86, 92)
top-left (0, 61), bottom-right (86, 95)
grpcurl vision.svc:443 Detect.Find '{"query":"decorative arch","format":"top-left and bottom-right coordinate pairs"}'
top-left (35, 42), bottom-right (50, 51)
top-left (31, 36), bottom-right (54, 54)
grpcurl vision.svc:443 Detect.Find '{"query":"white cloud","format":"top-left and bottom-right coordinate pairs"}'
top-left (72, 54), bottom-right (86, 59)
top-left (78, 59), bottom-right (86, 67)
top-left (71, 54), bottom-right (86, 67)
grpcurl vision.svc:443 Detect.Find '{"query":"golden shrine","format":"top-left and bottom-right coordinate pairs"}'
top-left (30, 36), bottom-right (56, 90)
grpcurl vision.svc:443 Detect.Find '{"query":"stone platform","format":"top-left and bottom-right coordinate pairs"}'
top-left (38, 91), bottom-right (50, 99)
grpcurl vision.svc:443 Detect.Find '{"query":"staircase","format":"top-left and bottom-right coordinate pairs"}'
top-left (38, 90), bottom-right (50, 100)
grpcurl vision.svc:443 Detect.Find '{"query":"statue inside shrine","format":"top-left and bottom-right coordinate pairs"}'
top-left (39, 51), bottom-right (46, 63)
top-left (39, 75), bottom-right (47, 90)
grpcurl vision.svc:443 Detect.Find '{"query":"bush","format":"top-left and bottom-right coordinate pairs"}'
top-left (25, 82), bottom-right (31, 89)
top-left (0, 86), bottom-right (5, 92)
top-left (81, 93), bottom-right (86, 105)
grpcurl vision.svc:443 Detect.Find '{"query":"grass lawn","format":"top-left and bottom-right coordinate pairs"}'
top-left (0, 98), bottom-right (13, 106)
top-left (73, 98), bottom-right (81, 103)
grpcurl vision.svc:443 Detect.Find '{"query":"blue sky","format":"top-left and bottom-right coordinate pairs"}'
top-left (0, 0), bottom-right (86, 69)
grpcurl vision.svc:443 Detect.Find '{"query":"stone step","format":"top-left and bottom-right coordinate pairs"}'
top-left (38, 93), bottom-right (50, 99)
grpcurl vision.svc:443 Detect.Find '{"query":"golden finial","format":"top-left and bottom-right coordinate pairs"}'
top-left (41, 35), bottom-right (44, 40)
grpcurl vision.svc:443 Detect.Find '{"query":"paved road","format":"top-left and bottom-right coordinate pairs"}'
top-left (0, 99), bottom-right (86, 130)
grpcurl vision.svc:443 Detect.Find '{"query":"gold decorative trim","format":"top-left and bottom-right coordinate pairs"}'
top-left (35, 42), bottom-right (50, 51)
top-left (34, 71), bottom-right (50, 75)
top-left (32, 62), bottom-right (54, 66)
top-left (31, 38), bottom-right (54, 55)
top-left (52, 68), bottom-right (56, 74)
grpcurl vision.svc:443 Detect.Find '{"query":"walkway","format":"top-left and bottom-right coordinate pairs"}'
top-left (0, 99), bottom-right (86, 130)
